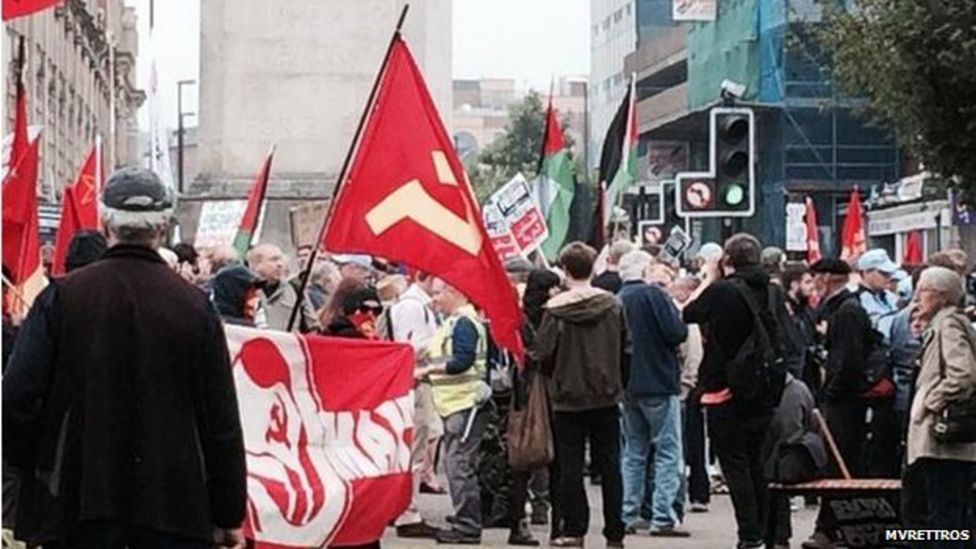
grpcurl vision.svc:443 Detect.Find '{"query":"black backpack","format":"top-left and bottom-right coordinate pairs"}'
top-left (727, 281), bottom-right (787, 410)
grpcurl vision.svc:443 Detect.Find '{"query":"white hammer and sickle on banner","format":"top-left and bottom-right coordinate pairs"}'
top-left (364, 151), bottom-right (484, 255)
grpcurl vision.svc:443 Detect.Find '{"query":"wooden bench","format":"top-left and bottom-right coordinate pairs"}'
top-left (769, 479), bottom-right (904, 548)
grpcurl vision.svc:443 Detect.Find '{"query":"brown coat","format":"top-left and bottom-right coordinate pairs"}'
top-left (907, 307), bottom-right (976, 465)
top-left (536, 286), bottom-right (624, 412)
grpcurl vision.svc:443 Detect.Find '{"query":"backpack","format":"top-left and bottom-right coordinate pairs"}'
top-left (727, 280), bottom-right (787, 410)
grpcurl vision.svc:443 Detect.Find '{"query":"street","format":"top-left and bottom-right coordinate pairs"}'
top-left (383, 485), bottom-right (818, 548)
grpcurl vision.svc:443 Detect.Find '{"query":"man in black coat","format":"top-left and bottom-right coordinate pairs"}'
top-left (682, 233), bottom-right (790, 549)
top-left (2, 167), bottom-right (247, 549)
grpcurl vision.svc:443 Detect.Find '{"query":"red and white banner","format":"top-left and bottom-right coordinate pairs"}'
top-left (490, 173), bottom-right (549, 254)
top-left (483, 198), bottom-right (521, 261)
top-left (226, 325), bottom-right (414, 548)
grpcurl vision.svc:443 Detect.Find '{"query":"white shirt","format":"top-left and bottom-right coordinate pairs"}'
top-left (389, 284), bottom-right (437, 354)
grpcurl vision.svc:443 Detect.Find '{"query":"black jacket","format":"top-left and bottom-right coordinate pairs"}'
top-left (815, 288), bottom-right (879, 402)
top-left (2, 245), bottom-right (246, 544)
top-left (683, 267), bottom-right (789, 401)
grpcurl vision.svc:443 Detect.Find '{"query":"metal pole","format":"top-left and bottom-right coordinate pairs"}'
top-left (286, 3), bottom-right (410, 333)
top-left (177, 87), bottom-right (183, 193)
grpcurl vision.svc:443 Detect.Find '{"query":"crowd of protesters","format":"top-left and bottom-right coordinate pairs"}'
top-left (2, 167), bottom-right (975, 549)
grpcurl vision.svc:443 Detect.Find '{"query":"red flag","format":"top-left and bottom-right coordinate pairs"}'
top-left (232, 146), bottom-right (275, 258)
top-left (51, 142), bottom-right (102, 275)
top-left (903, 231), bottom-right (923, 266)
top-left (839, 186), bottom-right (866, 262)
top-left (226, 326), bottom-right (413, 548)
top-left (4, 79), bottom-right (29, 174)
top-left (322, 36), bottom-right (523, 358)
top-left (2, 82), bottom-right (45, 312)
top-left (804, 196), bottom-right (822, 263)
top-left (2, 0), bottom-right (61, 20)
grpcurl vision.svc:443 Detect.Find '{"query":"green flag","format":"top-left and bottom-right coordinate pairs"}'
top-left (535, 100), bottom-right (576, 260)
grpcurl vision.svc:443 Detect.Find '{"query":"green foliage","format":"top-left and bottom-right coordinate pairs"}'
top-left (469, 91), bottom-right (575, 202)
top-left (819, 0), bottom-right (976, 193)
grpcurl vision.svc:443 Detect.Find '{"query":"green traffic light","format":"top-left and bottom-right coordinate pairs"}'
top-left (724, 183), bottom-right (745, 206)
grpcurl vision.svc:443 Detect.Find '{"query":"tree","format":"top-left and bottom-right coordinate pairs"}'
top-left (819, 0), bottom-right (976, 195)
top-left (469, 91), bottom-right (575, 202)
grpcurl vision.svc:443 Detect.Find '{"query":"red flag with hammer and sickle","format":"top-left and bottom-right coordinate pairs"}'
top-left (323, 35), bottom-right (523, 359)
top-left (51, 142), bottom-right (102, 276)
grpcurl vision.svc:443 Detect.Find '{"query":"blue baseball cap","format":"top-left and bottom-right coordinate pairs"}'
top-left (857, 249), bottom-right (899, 274)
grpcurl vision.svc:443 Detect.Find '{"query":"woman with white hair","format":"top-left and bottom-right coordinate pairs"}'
top-left (902, 266), bottom-right (976, 534)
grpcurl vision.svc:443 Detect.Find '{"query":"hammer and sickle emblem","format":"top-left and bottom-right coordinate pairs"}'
top-left (365, 151), bottom-right (484, 255)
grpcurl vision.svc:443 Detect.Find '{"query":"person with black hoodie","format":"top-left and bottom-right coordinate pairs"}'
top-left (536, 242), bottom-right (625, 548)
top-left (682, 233), bottom-right (790, 549)
top-left (211, 264), bottom-right (264, 326)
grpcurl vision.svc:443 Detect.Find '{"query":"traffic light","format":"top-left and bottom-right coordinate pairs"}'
top-left (676, 107), bottom-right (755, 218)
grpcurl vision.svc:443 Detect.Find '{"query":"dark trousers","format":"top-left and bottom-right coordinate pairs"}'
top-left (706, 402), bottom-right (772, 544)
top-left (684, 395), bottom-right (710, 505)
top-left (507, 469), bottom-right (530, 529)
top-left (45, 521), bottom-right (209, 549)
top-left (552, 406), bottom-right (625, 543)
top-left (862, 399), bottom-right (899, 477)
top-left (766, 492), bottom-right (792, 546)
top-left (902, 458), bottom-right (976, 543)
top-left (815, 399), bottom-right (867, 535)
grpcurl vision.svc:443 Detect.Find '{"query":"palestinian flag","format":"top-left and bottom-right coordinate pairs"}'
top-left (590, 77), bottom-right (637, 248)
top-left (232, 146), bottom-right (275, 258)
top-left (535, 98), bottom-right (576, 260)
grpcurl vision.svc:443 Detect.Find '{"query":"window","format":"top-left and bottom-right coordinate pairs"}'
top-left (592, 24), bottom-right (599, 36)
top-left (626, 3), bottom-right (632, 16)
top-left (603, 17), bottom-right (611, 31)
top-left (613, 9), bottom-right (623, 22)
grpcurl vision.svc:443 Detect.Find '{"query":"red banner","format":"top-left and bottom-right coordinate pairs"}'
top-left (226, 326), bottom-right (414, 548)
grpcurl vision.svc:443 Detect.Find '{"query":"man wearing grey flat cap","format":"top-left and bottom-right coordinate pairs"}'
top-left (3, 167), bottom-right (247, 549)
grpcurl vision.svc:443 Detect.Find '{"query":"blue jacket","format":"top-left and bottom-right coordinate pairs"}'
top-left (618, 281), bottom-right (688, 397)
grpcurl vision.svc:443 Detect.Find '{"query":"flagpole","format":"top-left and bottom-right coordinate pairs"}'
top-left (286, 3), bottom-right (410, 332)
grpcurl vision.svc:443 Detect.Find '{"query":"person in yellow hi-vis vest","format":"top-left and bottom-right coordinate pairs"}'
top-left (414, 278), bottom-right (489, 545)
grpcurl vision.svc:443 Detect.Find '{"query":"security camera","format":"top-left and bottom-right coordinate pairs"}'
top-left (720, 79), bottom-right (746, 100)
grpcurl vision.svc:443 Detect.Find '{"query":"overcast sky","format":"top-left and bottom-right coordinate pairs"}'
top-left (127, 0), bottom-right (590, 130)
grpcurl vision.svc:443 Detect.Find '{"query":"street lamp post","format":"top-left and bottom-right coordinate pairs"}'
top-left (176, 79), bottom-right (197, 194)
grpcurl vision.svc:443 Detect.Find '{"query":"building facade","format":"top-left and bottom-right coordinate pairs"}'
top-left (589, 0), bottom-right (638, 172)
top-left (452, 76), bottom-right (587, 167)
top-left (3, 0), bottom-right (144, 202)
top-left (187, 0), bottom-right (452, 253)
top-left (623, 0), bottom-right (901, 249)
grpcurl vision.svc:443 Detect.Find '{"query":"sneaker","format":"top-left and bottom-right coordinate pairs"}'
top-left (445, 514), bottom-right (458, 525)
top-left (606, 541), bottom-right (624, 548)
top-left (736, 540), bottom-right (763, 549)
top-left (435, 529), bottom-right (481, 545)
top-left (773, 543), bottom-right (791, 549)
top-left (689, 502), bottom-right (709, 513)
top-left (624, 518), bottom-right (650, 535)
top-left (396, 521), bottom-right (440, 539)
top-left (801, 531), bottom-right (839, 549)
top-left (507, 529), bottom-right (540, 547)
top-left (420, 481), bottom-right (447, 494)
top-left (550, 536), bottom-right (585, 547)
top-left (649, 525), bottom-right (691, 538)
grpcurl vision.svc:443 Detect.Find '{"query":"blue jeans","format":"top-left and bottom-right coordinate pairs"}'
top-left (621, 395), bottom-right (684, 528)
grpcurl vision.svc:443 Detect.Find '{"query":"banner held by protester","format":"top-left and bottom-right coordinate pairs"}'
top-left (227, 325), bottom-right (414, 548)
